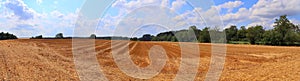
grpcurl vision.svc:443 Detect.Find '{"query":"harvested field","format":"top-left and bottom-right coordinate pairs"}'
top-left (0, 39), bottom-right (299, 81)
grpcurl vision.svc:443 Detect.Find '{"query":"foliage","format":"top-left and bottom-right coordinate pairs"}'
top-left (136, 15), bottom-right (300, 46)
top-left (225, 25), bottom-right (238, 42)
top-left (237, 26), bottom-right (247, 41)
top-left (199, 27), bottom-right (211, 43)
top-left (31, 35), bottom-right (43, 39)
top-left (90, 34), bottom-right (96, 39)
top-left (273, 15), bottom-right (299, 45)
top-left (0, 32), bottom-right (18, 40)
top-left (139, 34), bottom-right (152, 41)
top-left (25, 15), bottom-right (300, 46)
top-left (55, 33), bottom-right (64, 39)
top-left (246, 25), bottom-right (264, 44)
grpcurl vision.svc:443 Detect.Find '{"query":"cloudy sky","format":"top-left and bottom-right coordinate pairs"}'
top-left (0, 0), bottom-right (300, 37)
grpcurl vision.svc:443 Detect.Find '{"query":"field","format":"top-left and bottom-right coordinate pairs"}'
top-left (0, 39), bottom-right (299, 81)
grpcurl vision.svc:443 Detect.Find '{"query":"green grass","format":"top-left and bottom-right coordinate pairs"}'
top-left (228, 41), bottom-right (250, 44)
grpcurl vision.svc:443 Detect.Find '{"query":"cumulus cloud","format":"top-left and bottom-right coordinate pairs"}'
top-left (4, 0), bottom-right (36, 20)
top-left (209, 0), bottom-right (300, 28)
top-left (170, 0), bottom-right (186, 11)
top-left (246, 0), bottom-right (300, 28)
top-left (222, 8), bottom-right (250, 24)
top-left (112, 0), bottom-right (161, 13)
top-left (2, 0), bottom-right (300, 37)
top-left (215, 1), bottom-right (244, 12)
top-left (0, 0), bottom-right (78, 37)
top-left (251, 0), bottom-right (300, 19)
top-left (161, 0), bottom-right (170, 7)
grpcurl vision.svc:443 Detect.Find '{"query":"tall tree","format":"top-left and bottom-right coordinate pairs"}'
top-left (274, 15), bottom-right (298, 44)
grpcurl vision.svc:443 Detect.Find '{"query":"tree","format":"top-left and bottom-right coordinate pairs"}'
top-left (263, 30), bottom-right (282, 45)
top-left (139, 34), bottom-right (152, 41)
top-left (274, 15), bottom-right (298, 44)
top-left (90, 34), bottom-right (96, 39)
top-left (284, 31), bottom-right (298, 45)
top-left (31, 35), bottom-right (43, 39)
top-left (131, 37), bottom-right (138, 41)
top-left (237, 26), bottom-right (247, 41)
top-left (55, 33), bottom-right (64, 39)
top-left (199, 27), bottom-right (211, 43)
top-left (189, 26), bottom-right (201, 38)
top-left (171, 36), bottom-right (178, 42)
top-left (0, 32), bottom-right (18, 40)
top-left (187, 26), bottom-right (199, 42)
top-left (246, 25), bottom-right (264, 44)
top-left (225, 25), bottom-right (238, 42)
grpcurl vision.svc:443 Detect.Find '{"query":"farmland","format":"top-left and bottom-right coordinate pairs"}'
top-left (0, 39), bottom-right (299, 81)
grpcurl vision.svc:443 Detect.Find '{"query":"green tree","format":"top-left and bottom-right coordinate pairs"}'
top-left (55, 33), bottom-right (64, 39)
top-left (237, 26), bottom-right (247, 41)
top-left (284, 31), bottom-right (298, 45)
top-left (263, 30), bottom-right (282, 45)
top-left (0, 32), bottom-right (18, 40)
top-left (246, 25), bottom-right (264, 44)
top-left (200, 27), bottom-right (211, 43)
top-left (131, 37), bottom-right (138, 41)
top-left (225, 25), bottom-right (238, 42)
top-left (274, 15), bottom-right (299, 44)
top-left (139, 34), bottom-right (152, 41)
top-left (90, 34), bottom-right (96, 39)
top-left (31, 35), bottom-right (43, 39)
top-left (171, 36), bottom-right (178, 42)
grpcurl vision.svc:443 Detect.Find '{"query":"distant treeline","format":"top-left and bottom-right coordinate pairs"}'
top-left (133, 15), bottom-right (300, 46)
top-left (30, 15), bottom-right (300, 46)
top-left (0, 32), bottom-right (18, 40)
top-left (31, 33), bottom-right (130, 40)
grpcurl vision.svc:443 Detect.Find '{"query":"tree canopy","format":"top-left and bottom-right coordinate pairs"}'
top-left (0, 32), bottom-right (18, 40)
top-left (55, 33), bottom-right (64, 39)
top-left (136, 15), bottom-right (300, 46)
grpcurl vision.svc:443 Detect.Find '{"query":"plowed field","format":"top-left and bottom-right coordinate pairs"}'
top-left (0, 39), bottom-right (299, 81)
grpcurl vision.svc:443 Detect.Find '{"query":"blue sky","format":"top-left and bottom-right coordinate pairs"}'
top-left (0, 0), bottom-right (300, 37)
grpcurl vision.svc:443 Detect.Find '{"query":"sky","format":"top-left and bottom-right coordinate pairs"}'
top-left (0, 0), bottom-right (300, 37)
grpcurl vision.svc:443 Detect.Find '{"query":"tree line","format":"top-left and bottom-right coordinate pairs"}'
top-left (29, 15), bottom-right (300, 46)
top-left (135, 15), bottom-right (300, 46)
top-left (225, 15), bottom-right (300, 45)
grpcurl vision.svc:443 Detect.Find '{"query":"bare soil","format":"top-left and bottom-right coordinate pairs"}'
top-left (0, 39), bottom-right (299, 81)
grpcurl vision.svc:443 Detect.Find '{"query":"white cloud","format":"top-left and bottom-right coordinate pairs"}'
top-left (112, 0), bottom-right (161, 13)
top-left (161, 0), bottom-right (170, 8)
top-left (247, 0), bottom-right (300, 28)
top-left (3, 0), bottom-right (300, 37)
top-left (170, 0), bottom-right (186, 11)
top-left (3, 0), bottom-right (38, 20)
top-left (222, 8), bottom-right (250, 24)
top-left (0, 0), bottom-right (79, 37)
top-left (216, 1), bottom-right (244, 12)
top-left (209, 0), bottom-right (300, 28)
top-left (251, 0), bottom-right (300, 18)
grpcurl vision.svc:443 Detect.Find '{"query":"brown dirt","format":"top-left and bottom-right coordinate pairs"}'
top-left (0, 39), bottom-right (299, 81)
